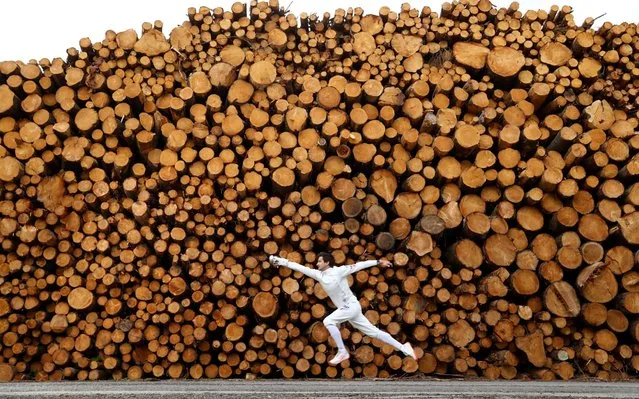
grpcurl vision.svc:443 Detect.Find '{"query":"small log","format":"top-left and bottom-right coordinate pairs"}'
top-left (516, 332), bottom-right (547, 367)
top-left (544, 281), bottom-right (581, 317)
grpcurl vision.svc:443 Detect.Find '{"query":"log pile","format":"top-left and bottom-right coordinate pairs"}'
top-left (0, 0), bottom-right (639, 381)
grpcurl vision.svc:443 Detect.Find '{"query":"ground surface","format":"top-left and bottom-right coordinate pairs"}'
top-left (1, 380), bottom-right (639, 398)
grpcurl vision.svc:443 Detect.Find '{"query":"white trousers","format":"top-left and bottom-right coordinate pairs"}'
top-left (323, 301), bottom-right (382, 338)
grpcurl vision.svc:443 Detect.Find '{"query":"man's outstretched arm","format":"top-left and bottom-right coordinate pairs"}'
top-left (342, 259), bottom-right (392, 275)
top-left (269, 255), bottom-right (321, 280)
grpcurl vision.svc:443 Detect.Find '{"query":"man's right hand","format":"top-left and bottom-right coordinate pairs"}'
top-left (269, 255), bottom-right (282, 267)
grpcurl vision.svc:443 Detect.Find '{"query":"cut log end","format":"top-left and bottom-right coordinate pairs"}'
top-left (252, 292), bottom-right (278, 319)
top-left (68, 287), bottom-right (94, 310)
top-left (453, 42), bottom-right (489, 69)
top-left (487, 47), bottom-right (525, 78)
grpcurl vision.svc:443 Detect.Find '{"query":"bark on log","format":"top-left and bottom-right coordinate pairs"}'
top-left (1, 0), bottom-right (638, 382)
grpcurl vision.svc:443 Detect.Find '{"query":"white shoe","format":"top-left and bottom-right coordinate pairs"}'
top-left (401, 343), bottom-right (417, 360)
top-left (328, 350), bottom-right (350, 365)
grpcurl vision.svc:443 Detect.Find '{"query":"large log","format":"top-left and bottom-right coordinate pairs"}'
top-left (0, 0), bottom-right (638, 382)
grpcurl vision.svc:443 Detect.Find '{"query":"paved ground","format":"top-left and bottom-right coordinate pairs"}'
top-left (1, 380), bottom-right (639, 399)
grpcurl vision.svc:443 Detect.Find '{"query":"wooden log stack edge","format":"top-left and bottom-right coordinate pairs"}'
top-left (0, 0), bottom-right (638, 381)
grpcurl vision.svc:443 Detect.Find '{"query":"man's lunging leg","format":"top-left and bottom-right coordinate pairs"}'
top-left (350, 312), bottom-right (417, 359)
top-left (325, 324), bottom-right (346, 351)
top-left (375, 330), bottom-right (404, 351)
top-left (323, 306), bottom-right (355, 365)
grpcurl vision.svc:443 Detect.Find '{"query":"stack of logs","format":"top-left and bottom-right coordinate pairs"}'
top-left (0, 0), bottom-right (638, 381)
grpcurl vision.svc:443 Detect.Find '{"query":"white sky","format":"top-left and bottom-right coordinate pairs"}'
top-left (0, 0), bottom-right (634, 62)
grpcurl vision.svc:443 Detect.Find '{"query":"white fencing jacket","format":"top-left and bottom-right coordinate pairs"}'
top-left (272, 256), bottom-right (378, 308)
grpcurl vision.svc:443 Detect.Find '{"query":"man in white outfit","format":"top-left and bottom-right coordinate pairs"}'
top-left (269, 252), bottom-right (417, 365)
